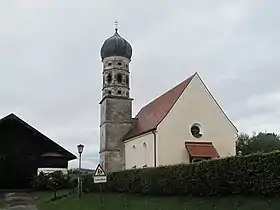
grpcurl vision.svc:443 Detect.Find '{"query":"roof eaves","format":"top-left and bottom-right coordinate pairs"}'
top-left (154, 73), bottom-right (196, 128)
top-left (1, 113), bottom-right (77, 160)
top-left (196, 73), bottom-right (238, 133)
top-left (123, 128), bottom-right (156, 141)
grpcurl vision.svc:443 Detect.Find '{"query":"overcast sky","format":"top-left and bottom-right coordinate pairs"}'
top-left (0, 0), bottom-right (279, 169)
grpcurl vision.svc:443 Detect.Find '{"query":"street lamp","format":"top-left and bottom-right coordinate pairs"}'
top-left (77, 144), bottom-right (84, 155)
top-left (77, 144), bottom-right (84, 198)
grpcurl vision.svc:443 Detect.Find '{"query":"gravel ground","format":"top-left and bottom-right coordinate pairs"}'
top-left (0, 193), bottom-right (37, 210)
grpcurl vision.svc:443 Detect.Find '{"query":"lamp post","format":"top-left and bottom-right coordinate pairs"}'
top-left (77, 144), bottom-right (84, 198)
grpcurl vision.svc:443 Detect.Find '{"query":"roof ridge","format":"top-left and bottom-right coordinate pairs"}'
top-left (135, 73), bottom-right (196, 118)
top-left (0, 113), bottom-right (76, 160)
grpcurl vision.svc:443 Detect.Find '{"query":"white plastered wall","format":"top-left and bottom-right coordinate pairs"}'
top-left (124, 132), bottom-right (155, 169)
top-left (156, 73), bottom-right (238, 166)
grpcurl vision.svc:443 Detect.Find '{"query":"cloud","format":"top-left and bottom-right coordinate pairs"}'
top-left (0, 0), bottom-right (280, 168)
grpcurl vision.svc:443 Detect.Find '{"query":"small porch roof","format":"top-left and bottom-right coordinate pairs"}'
top-left (185, 141), bottom-right (219, 158)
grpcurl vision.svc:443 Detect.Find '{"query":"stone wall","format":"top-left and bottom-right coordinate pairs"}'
top-left (99, 97), bottom-right (133, 173)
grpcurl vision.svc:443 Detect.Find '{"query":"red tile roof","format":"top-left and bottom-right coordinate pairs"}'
top-left (185, 141), bottom-right (219, 158)
top-left (123, 73), bottom-right (196, 140)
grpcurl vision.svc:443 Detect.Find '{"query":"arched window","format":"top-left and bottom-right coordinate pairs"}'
top-left (131, 145), bottom-right (136, 169)
top-left (107, 73), bottom-right (112, 84)
top-left (143, 142), bottom-right (147, 166)
top-left (126, 75), bottom-right (129, 86)
top-left (117, 73), bottom-right (122, 83)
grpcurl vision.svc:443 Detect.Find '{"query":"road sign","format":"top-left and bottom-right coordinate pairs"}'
top-left (93, 164), bottom-right (107, 183)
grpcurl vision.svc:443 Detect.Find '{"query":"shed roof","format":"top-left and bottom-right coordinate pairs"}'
top-left (0, 113), bottom-right (76, 160)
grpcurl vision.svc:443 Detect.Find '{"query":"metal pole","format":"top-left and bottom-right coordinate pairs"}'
top-left (78, 153), bottom-right (82, 198)
top-left (99, 183), bottom-right (103, 205)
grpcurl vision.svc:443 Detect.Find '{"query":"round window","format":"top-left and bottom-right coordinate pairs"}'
top-left (190, 123), bottom-right (202, 138)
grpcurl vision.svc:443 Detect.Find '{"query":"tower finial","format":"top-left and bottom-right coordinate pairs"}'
top-left (114, 20), bottom-right (118, 32)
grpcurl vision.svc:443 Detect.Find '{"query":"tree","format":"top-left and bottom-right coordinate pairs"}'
top-left (236, 132), bottom-right (280, 155)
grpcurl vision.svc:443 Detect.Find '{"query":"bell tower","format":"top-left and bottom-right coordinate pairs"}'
top-left (99, 26), bottom-right (133, 172)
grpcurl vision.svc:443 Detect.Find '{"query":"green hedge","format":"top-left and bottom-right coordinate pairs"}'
top-left (83, 151), bottom-right (280, 196)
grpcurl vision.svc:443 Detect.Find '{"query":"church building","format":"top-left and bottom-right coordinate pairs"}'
top-left (99, 28), bottom-right (238, 173)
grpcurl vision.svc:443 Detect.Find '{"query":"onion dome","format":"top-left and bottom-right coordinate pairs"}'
top-left (100, 29), bottom-right (132, 60)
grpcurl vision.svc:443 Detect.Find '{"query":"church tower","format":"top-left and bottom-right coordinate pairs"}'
top-left (99, 27), bottom-right (133, 172)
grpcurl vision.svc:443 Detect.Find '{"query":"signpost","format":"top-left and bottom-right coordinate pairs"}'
top-left (93, 164), bottom-right (107, 205)
top-left (93, 164), bottom-right (107, 183)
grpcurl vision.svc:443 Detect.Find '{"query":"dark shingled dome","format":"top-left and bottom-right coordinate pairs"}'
top-left (100, 29), bottom-right (132, 60)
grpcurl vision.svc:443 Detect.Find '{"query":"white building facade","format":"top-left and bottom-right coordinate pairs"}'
top-left (123, 73), bottom-right (238, 169)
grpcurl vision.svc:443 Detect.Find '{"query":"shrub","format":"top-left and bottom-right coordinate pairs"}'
top-left (83, 151), bottom-right (280, 196)
top-left (31, 172), bottom-right (50, 190)
top-left (82, 174), bottom-right (99, 193)
top-left (31, 171), bottom-right (72, 191)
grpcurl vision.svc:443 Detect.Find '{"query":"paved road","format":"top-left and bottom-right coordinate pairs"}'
top-left (0, 193), bottom-right (37, 210)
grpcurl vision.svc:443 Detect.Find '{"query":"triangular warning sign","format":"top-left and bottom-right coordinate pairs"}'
top-left (94, 164), bottom-right (106, 176)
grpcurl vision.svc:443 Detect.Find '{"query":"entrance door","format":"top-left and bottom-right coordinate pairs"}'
top-left (191, 157), bottom-right (211, 163)
top-left (0, 154), bottom-right (8, 189)
top-left (0, 154), bottom-right (37, 189)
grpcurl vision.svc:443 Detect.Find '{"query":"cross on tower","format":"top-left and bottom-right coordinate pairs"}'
top-left (114, 20), bottom-right (118, 31)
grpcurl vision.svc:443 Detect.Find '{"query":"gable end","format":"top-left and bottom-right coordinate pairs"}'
top-left (123, 73), bottom-right (196, 140)
top-left (195, 74), bottom-right (238, 133)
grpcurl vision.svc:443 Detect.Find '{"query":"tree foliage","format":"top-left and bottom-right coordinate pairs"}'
top-left (236, 132), bottom-right (280, 155)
